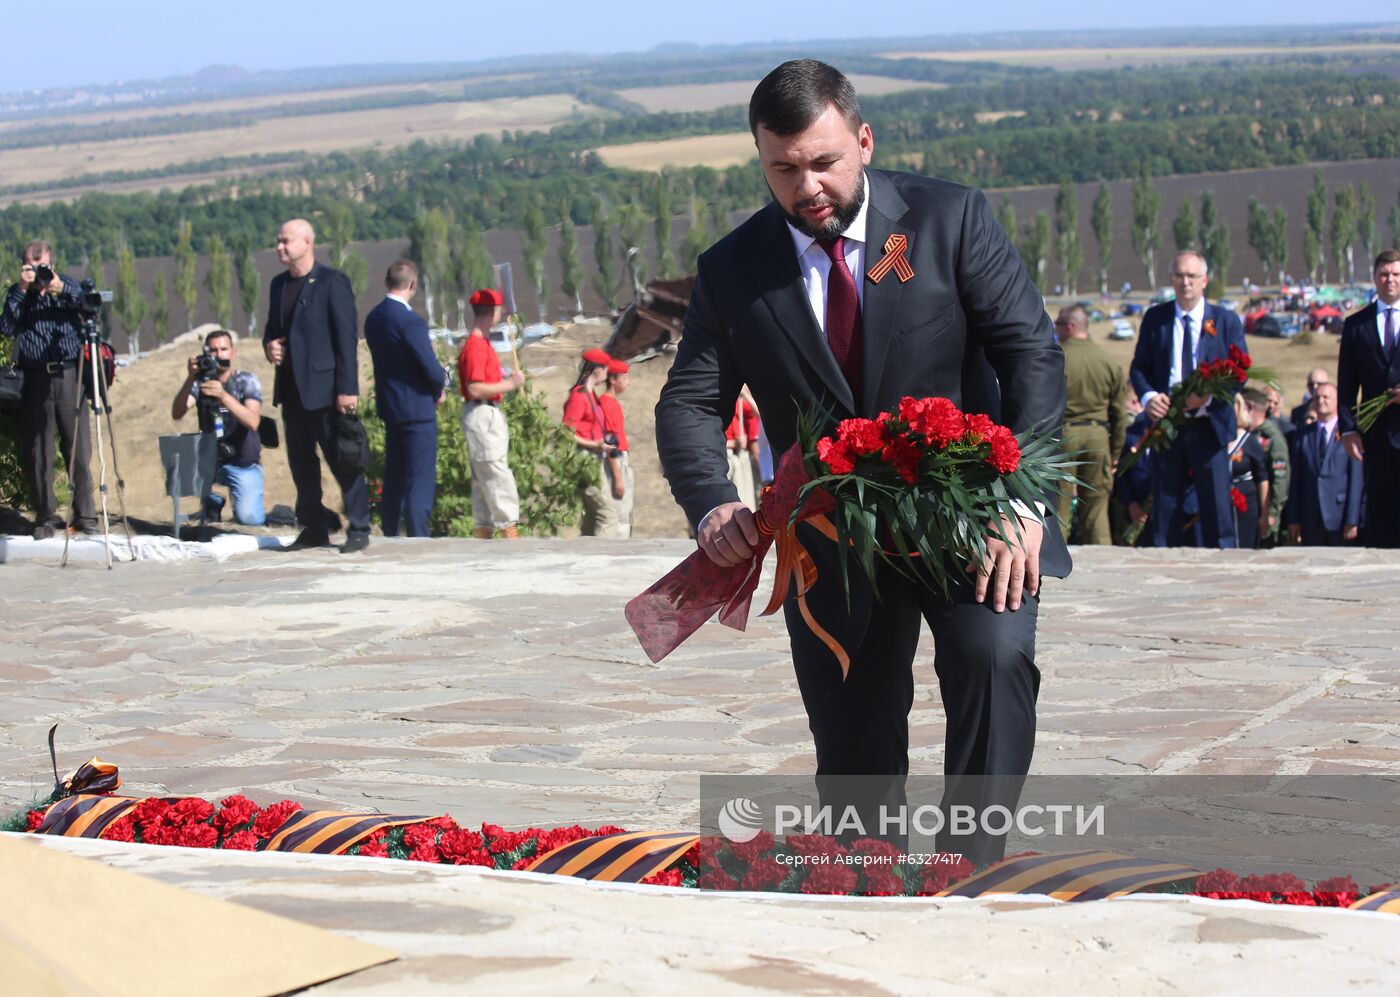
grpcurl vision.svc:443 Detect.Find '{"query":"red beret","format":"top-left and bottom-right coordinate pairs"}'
top-left (581, 348), bottom-right (612, 365)
top-left (606, 358), bottom-right (630, 375)
top-left (469, 288), bottom-right (504, 307)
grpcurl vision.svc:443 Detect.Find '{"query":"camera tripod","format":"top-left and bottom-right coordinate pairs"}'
top-left (60, 316), bottom-right (134, 568)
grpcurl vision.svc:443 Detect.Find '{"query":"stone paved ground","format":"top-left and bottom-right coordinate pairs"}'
top-left (4, 540), bottom-right (1400, 992)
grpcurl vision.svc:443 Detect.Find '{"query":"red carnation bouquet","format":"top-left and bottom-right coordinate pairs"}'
top-left (1118, 345), bottom-right (1262, 477)
top-left (798, 396), bottom-right (1074, 597)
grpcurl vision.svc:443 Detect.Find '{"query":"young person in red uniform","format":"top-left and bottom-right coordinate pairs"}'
top-left (561, 347), bottom-right (617, 535)
top-left (598, 357), bottom-right (634, 537)
top-left (724, 391), bottom-right (762, 509)
top-left (457, 288), bottom-right (524, 539)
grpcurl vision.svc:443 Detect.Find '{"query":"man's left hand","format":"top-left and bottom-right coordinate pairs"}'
top-left (1184, 391), bottom-right (1210, 411)
top-left (336, 394), bottom-right (357, 414)
top-left (972, 515), bottom-right (1042, 612)
top-left (198, 379), bottom-right (226, 402)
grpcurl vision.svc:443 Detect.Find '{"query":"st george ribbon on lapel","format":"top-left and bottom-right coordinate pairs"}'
top-left (867, 233), bottom-right (916, 284)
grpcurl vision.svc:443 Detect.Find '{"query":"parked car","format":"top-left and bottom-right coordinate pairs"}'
top-left (1109, 319), bottom-right (1135, 341)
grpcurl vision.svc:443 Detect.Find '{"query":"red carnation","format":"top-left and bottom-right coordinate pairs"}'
top-left (899, 396), bottom-right (965, 448)
top-left (1316, 875), bottom-right (1358, 894)
top-left (167, 797), bottom-right (216, 826)
top-left (739, 856), bottom-right (788, 892)
top-left (1279, 891), bottom-right (1318, 906)
top-left (800, 863), bottom-right (858, 895)
top-left (356, 834), bottom-right (390, 859)
top-left (697, 868), bottom-right (738, 891)
top-left (836, 417), bottom-right (886, 455)
top-left (816, 436), bottom-right (857, 475)
top-left (408, 842), bottom-right (442, 864)
top-left (175, 823), bottom-right (219, 849)
top-left (785, 834), bottom-right (849, 861)
top-left (25, 809), bottom-right (45, 831)
top-left (1230, 487), bottom-right (1248, 513)
top-left (101, 815), bottom-right (135, 842)
top-left (880, 435), bottom-right (923, 485)
top-left (252, 800), bottom-right (301, 839)
top-left (215, 795), bottom-right (259, 831)
top-left (850, 838), bottom-right (901, 862)
top-left (403, 822), bottom-right (441, 850)
top-left (131, 798), bottom-right (171, 825)
top-left (985, 425), bottom-right (1021, 473)
top-left (1238, 872), bottom-right (1307, 894)
top-left (222, 830), bottom-right (258, 851)
top-left (962, 412), bottom-right (995, 441)
top-left (861, 866), bottom-right (905, 897)
top-left (729, 829), bottom-right (776, 865)
top-left (641, 868), bottom-right (684, 887)
top-left (593, 825), bottom-right (629, 837)
top-left (1194, 869), bottom-right (1240, 892)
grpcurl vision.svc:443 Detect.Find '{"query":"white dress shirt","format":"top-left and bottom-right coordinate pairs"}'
top-left (387, 292), bottom-right (413, 311)
top-left (1141, 299), bottom-right (1208, 418)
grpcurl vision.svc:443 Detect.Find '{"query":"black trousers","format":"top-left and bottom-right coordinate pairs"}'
top-left (21, 363), bottom-right (95, 526)
top-left (784, 537), bottom-right (1040, 867)
top-left (1361, 431), bottom-right (1400, 548)
top-left (280, 376), bottom-right (370, 535)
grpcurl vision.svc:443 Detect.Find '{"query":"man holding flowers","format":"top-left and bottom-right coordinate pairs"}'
top-left (655, 60), bottom-right (1069, 864)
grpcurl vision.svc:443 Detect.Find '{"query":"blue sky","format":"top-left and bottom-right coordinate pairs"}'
top-left (11, 2), bottom-right (1369, 92)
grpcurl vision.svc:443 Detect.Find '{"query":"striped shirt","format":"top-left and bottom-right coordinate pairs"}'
top-left (0, 276), bottom-right (84, 368)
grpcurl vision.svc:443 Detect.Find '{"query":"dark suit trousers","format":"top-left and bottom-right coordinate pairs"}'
top-left (784, 547), bottom-right (1040, 868)
top-left (22, 364), bottom-right (95, 526)
top-left (280, 373), bottom-right (371, 535)
top-left (1150, 420), bottom-right (1235, 548)
top-left (1361, 431), bottom-right (1400, 548)
top-left (381, 419), bottom-right (437, 538)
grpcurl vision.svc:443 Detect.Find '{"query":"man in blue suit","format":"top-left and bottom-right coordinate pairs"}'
top-left (1340, 250), bottom-right (1400, 547)
top-left (263, 218), bottom-right (371, 553)
top-left (1129, 250), bottom-right (1248, 548)
top-left (364, 260), bottom-right (446, 538)
top-left (1287, 383), bottom-right (1362, 545)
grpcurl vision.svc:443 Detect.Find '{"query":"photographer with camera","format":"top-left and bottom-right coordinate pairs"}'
top-left (0, 240), bottom-right (98, 538)
top-left (171, 329), bottom-right (265, 526)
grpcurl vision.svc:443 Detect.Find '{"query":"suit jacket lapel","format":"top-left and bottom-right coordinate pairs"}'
top-left (752, 207), bottom-right (855, 414)
top-left (860, 171), bottom-right (913, 417)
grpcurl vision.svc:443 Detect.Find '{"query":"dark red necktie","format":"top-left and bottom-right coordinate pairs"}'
top-left (818, 236), bottom-right (863, 395)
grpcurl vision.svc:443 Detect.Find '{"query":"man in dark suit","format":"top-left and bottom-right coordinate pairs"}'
top-left (263, 218), bottom-right (371, 553)
top-left (655, 61), bottom-right (1068, 864)
top-left (364, 260), bottom-right (446, 538)
top-left (1289, 368), bottom-right (1329, 429)
top-left (1287, 383), bottom-right (1361, 545)
top-left (1128, 250), bottom-right (1248, 548)
top-left (1340, 250), bottom-right (1400, 547)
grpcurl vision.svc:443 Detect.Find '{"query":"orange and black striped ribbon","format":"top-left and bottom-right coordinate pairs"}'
top-left (63, 758), bottom-right (121, 796)
top-left (938, 850), bottom-right (1199, 901)
top-left (35, 794), bottom-right (141, 839)
top-left (260, 810), bottom-right (432, 855)
top-left (867, 234), bottom-right (915, 284)
top-left (754, 507), bottom-right (852, 679)
top-left (526, 831), bottom-right (699, 883)
top-left (1349, 890), bottom-right (1400, 914)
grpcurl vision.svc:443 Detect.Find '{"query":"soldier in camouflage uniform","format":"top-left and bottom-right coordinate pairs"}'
top-left (1242, 386), bottom-right (1290, 546)
top-left (1054, 304), bottom-right (1127, 544)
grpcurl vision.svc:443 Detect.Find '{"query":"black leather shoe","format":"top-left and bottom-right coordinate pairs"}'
top-left (286, 528), bottom-right (331, 550)
top-left (32, 523), bottom-right (56, 540)
top-left (73, 519), bottom-right (102, 535)
top-left (340, 532), bottom-right (370, 554)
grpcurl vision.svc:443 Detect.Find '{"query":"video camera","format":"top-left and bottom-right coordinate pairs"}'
top-left (194, 343), bottom-right (230, 384)
top-left (72, 278), bottom-right (113, 319)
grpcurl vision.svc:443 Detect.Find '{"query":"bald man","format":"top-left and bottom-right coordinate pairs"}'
top-left (263, 218), bottom-right (371, 552)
